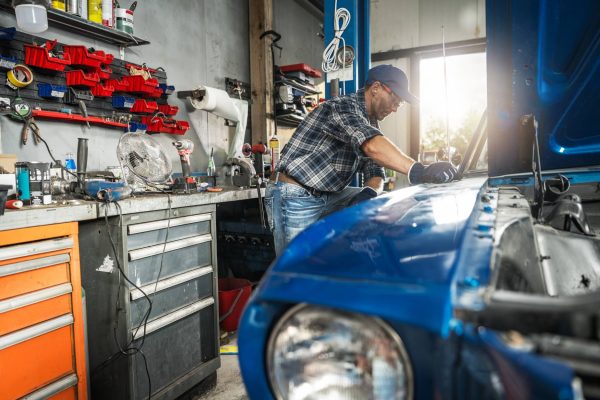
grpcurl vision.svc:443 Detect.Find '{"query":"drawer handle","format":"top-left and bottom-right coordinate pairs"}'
top-left (132, 297), bottom-right (214, 340)
top-left (0, 254), bottom-right (70, 278)
top-left (0, 314), bottom-right (73, 350)
top-left (130, 266), bottom-right (213, 300)
top-left (128, 234), bottom-right (212, 261)
top-left (128, 213), bottom-right (212, 235)
top-left (0, 283), bottom-right (72, 314)
top-left (20, 373), bottom-right (78, 400)
top-left (0, 238), bottom-right (73, 262)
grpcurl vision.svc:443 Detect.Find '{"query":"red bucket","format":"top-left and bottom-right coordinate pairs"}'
top-left (218, 278), bottom-right (252, 332)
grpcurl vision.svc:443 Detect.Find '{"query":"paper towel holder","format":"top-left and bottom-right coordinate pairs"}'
top-left (177, 89), bottom-right (206, 101)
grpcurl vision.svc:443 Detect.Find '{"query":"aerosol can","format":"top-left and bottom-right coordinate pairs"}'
top-left (269, 134), bottom-right (280, 174)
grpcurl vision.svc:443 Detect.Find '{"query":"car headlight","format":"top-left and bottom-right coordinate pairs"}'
top-left (267, 304), bottom-right (413, 400)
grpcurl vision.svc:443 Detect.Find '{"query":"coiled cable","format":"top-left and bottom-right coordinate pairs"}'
top-left (322, 2), bottom-right (350, 73)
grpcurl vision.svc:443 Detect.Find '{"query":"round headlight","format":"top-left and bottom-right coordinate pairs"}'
top-left (267, 304), bottom-right (413, 400)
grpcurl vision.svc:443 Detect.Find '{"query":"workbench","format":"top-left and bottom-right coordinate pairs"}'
top-left (0, 187), bottom-right (265, 400)
top-left (0, 187), bottom-right (264, 230)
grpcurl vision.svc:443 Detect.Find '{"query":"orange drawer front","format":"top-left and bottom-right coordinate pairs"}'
top-left (0, 319), bottom-right (75, 399)
top-left (0, 262), bottom-right (70, 301)
top-left (0, 292), bottom-right (72, 336)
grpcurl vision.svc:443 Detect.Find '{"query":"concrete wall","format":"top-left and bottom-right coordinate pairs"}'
top-left (274, 0), bottom-right (324, 68)
top-left (0, 0), bottom-right (323, 177)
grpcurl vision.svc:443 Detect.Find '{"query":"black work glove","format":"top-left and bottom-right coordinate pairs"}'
top-left (348, 187), bottom-right (378, 206)
top-left (408, 161), bottom-right (457, 184)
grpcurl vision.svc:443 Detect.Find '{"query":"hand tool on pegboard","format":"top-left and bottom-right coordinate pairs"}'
top-left (11, 96), bottom-right (41, 146)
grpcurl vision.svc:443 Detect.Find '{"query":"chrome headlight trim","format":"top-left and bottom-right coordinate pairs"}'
top-left (266, 303), bottom-right (414, 400)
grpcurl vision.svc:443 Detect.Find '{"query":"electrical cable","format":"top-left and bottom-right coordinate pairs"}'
top-left (260, 30), bottom-right (282, 137)
top-left (152, 194), bottom-right (172, 296)
top-left (90, 201), bottom-right (153, 400)
top-left (9, 102), bottom-right (81, 186)
top-left (321, 1), bottom-right (350, 73)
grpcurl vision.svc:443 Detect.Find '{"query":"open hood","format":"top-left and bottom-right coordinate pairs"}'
top-left (486, 0), bottom-right (600, 176)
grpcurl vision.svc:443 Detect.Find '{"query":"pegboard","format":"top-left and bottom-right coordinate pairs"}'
top-left (0, 26), bottom-right (172, 126)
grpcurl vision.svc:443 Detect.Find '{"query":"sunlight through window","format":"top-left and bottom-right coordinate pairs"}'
top-left (419, 52), bottom-right (487, 166)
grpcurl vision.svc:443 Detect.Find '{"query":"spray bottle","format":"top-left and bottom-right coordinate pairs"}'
top-left (269, 134), bottom-right (280, 173)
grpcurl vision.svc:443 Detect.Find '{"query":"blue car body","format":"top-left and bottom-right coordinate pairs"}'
top-left (239, 0), bottom-right (600, 398)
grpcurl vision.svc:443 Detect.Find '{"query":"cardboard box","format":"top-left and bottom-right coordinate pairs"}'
top-left (0, 154), bottom-right (17, 173)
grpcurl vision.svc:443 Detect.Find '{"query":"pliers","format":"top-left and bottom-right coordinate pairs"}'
top-left (21, 116), bottom-right (41, 145)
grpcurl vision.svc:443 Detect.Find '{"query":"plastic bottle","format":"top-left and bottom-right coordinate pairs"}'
top-left (101, 0), bottom-right (113, 27)
top-left (51, 0), bottom-right (66, 11)
top-left (15, 162), bottom-right (30, 202)
top-left (65, 153), bottom-right (77, 180)
top-left (207, 148), bottom-right (216, 177)
top-left (88, 0), bottom-right (102, 23)
top-left (269, 134), bottom-right (280, 172)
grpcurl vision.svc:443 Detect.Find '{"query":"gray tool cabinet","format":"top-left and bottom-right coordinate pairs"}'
top-left (79, 204), bottom-right (219, 400)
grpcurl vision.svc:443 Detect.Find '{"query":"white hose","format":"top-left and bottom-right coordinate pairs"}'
top-left (322, 2), bottom-right (350, 73)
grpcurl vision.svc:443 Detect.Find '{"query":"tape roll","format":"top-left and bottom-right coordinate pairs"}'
top-left (6, 64), bottom-right (33, 89)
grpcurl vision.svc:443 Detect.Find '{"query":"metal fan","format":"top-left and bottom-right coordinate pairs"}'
top-left (117, 133), bottom-right (172, 189)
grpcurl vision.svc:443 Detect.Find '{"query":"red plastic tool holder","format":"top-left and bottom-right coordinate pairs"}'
top-left (65, 70), bottom-right (100, 87)
top-left (91, 83), bottom-right (114, 97)
top-left (141, 116), bottom-right (190, 135)
top-left (120, 75), bottom-right (159, 94)
top-left (131, 99), bottom-right (159, 113)
top-left (144, 87), bottom-right (164, 98)
top-left (158, 104), bottom-right (179, 116)
top-left (96, 66), bottom-right (112, 80)
top-left (280, 63), bottom-right (322, 78)
top-left (24, 41), bottom-right (71, 71)
top-left (106, 78), bottom-right (129, 92)
top-left (62, 45), bottom-right (114, 68)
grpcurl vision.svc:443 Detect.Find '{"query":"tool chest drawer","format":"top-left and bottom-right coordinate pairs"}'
top-left (0, 223), bottom-right (88, 400)
top-left (0, 283), bottom-right (72, 336)
top-left (127, 213), bottom-right (212, 250)
top-left (0, 251), bottom-right (71, 301)
top-left (131, 301), bottom-right (218, 400)
top-left (130, 266), bottom-right (214, 327)
top-left (0, 315), bottom-right (75, 399)
top-left (128, 235), bottom-right (213, 286)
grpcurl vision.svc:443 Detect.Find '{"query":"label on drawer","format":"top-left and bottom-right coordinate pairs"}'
top-left (96, 255), bottom-right (115, 273)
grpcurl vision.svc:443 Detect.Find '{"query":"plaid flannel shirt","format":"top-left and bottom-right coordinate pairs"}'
top-left (277, 89), bottom-right (386, 192)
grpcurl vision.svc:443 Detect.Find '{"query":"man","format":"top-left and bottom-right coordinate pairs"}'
top-left (265, 64), bottom-right (457, 256)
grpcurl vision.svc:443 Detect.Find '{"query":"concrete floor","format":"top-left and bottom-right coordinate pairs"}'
top-left (192, 337), bottom-right (249, 400)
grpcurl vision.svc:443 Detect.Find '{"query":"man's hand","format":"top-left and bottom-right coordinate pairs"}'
top-left (348, 187), bottom-right (378, 206)
top-left (408, 161), bottom-right (457, 184)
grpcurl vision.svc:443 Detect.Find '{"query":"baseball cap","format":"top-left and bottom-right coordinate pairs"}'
top-left (366, 64), bottom-right (418, 104)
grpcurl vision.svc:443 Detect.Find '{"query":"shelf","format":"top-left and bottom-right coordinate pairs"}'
top-left (274, 76), bottom-right (320, 95)
top-left (275, 112), bottom-right (305, 127)
top-left (0, 3), bottom-right (150, 47)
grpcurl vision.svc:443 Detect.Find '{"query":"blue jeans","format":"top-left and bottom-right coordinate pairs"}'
top-left (264, 181), bottom-right (361, 256)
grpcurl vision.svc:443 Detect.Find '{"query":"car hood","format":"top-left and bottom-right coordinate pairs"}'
top-left (487, 0), bottom-right (600, 176)
top-left (255, 177), bottom-right (490, 334)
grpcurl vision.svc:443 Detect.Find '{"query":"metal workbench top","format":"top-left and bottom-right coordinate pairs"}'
top-left (0, 187), bottom-right (264, 231)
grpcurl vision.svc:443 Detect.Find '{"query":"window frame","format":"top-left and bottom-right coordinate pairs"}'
top-left (372, 38), bottom-right (487, 159)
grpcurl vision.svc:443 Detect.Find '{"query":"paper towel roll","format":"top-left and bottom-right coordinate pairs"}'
top-left (190, 85), bottom-right (248, 159)
top-left (190, 86), bottom-right (241, 122)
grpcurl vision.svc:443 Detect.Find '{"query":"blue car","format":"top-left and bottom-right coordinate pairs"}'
top-left (238, 1), bottom-right (600, 399)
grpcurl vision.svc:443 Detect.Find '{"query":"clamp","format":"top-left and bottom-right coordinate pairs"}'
top-left (6, 64), bottom-right (33, 90)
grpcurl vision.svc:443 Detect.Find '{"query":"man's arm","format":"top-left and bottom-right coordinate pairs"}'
top-left (364, 176), bottom-right (384, 192)
top-left (361, 135), bottom-right (415, 174)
